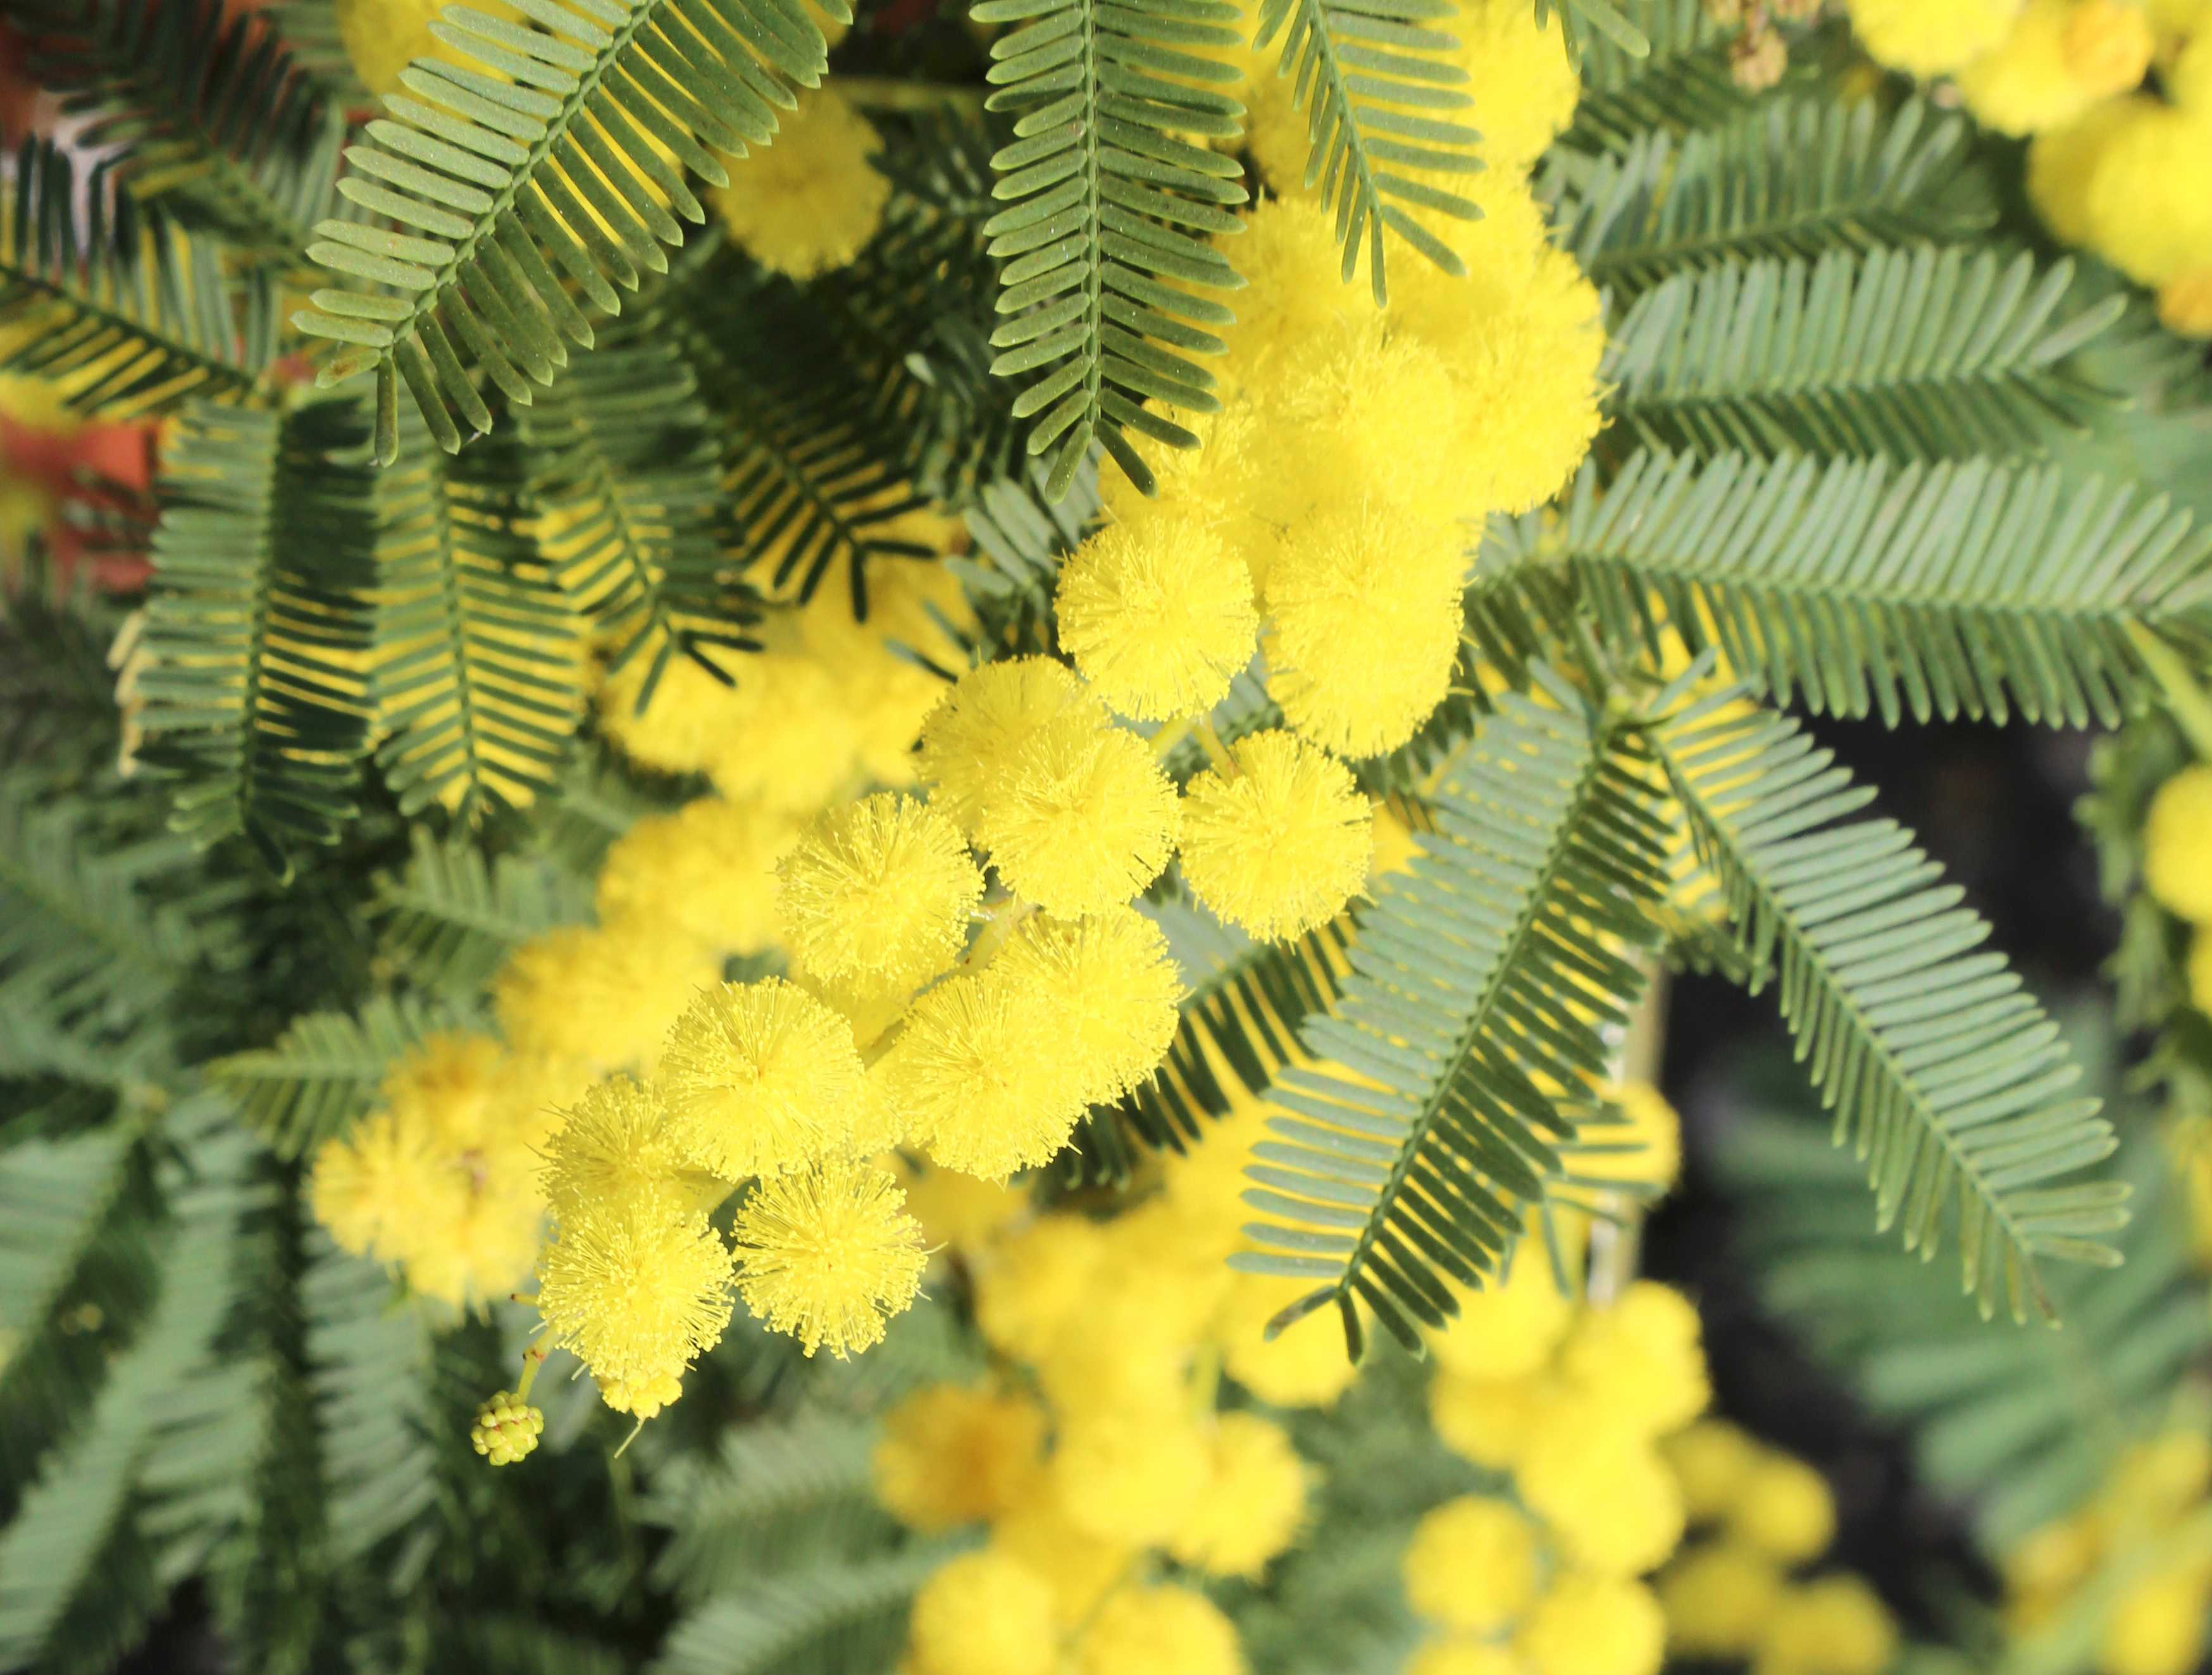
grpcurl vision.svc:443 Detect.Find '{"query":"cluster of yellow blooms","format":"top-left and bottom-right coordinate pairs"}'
top-left (1841, 0), bottom-right (2212, 336)
top-left (1656, 1423), bottom-right (1898, 1675)
top-left (2006, 1430), bottom-right (2212, 1675)
top-left (2141, 765), bottom-right (2212, 1015)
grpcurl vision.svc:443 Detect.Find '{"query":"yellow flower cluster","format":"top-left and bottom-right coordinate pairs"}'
top-left (875, 1190), bottom-right (1322, 1675)
top-left (1408, 1259), bottom-right (1712, 1675)
top-left (1656, 1421), bottom-right (1898, 1675)
top-left (708, 85), bottom-right (890, 279)
top-left (1841, 0), bottom-right (2212, 335)
top-left (2139, 765), bottom-right (2212, 1013)
top-left (2006, 1431), bottom-right (2212, 1675)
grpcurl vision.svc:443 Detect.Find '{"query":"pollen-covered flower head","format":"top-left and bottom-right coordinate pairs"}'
top-left (974, 717), bottom-right (1181, 915)
top-left (1071, 1583), bottom-right (1245, 1675)
top-left (1957, 0), bottom-right (2154, 134)
top-left (1848, 0), bottom-right (2025, 73)
top-left (1263, 502), bottom-right (1468, 758)
top-left (907, 1551), bottom-right (1060, 1675)
top-left (1515, 1573), bottom-right (1667, 1675)
top-left (1055, 512), bottom-right (1258, 721)
top-left (494, 918), bottom-right (722, 1074)
top-left (1178, 729), bottom-right (1374, 941)
top-left (709, 87), bottom-right (890, 280)
top-left (594, 647), bottom-right (751, 777)
top-left (876, 970), bottom-right (1090, 1180)
top-left (1401, 1496), bottom-right (1541, 1633)
top-left (916, 656), bottom-right (1093, 834)
top-left (535, 1199), bottom-right (736, 1399)
top-left (310, 1109), bottom-right (449, 1264)
top-left (995, 908), bottom-right (1183, 1104)
top-left (1167, 1412), bottom-right (1312, 1579)
top-left (775, 793), bottom-right (983, 992)
top-left (731, 1156), bottom-right (929, 1357)
top-left (872, 1380), bottom-right (1048, 1531)
top-left (540, 1075), bottom-right (693, 1220)
top-left (659, 978), bottom-right (867, 1180)
top-left (593, 796), bottom-right (799, 960)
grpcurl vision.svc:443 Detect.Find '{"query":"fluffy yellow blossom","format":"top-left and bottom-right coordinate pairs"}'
top-left (995, 908), bottom-right (1183, 1102)
top-left (1217, 1273), bottom-right (1361, 1407)
top-left (1727, 1454), bottom-right (1837, 1562)
top-left (1264, 501), bottom-right (1466, 758)
top-left (593, 797), bottom-right (798, 958)
top-left (2027, 97), bottom-right (2137, 245)
top-left (535, 1201), bottom-right (736, 1405)
top-left (1517, 1574), bottom-right (1668, 1675)
top-left (1558, 1282), bottom-right (1710, 1438)
top-left (974, 718), bottom-right (1181, 915)
top-left (540, 1075), bottom-right (695, 1220)
top-left (990, 1504), bottom-right (1136, 1626)
top-left (872, 1381), bottom-right (1047, 1531)
top-left (1755, 1576), bottom-right (1898, 1675)
top-left (493, 919), bottom-right (720, 1073)
top-left (1407, 1644), bottom-right (1531, 1675)
top-left (730, 1156), bottom-right (928, 1357)
top-left (1431, 1369), bottom-right (1550, 1469)
top-left (2144, 765), bottom-right (2212, 923)
top-left (1960, 0), bottom-right (2154, 132)
top-left (1056, 512), bottom-right (1259, 720)
top-left (1052, 1407), bottom-right (1211, 1546)
top-left (1072, 1585), bottom-right (1245, 1675)
top-left (1430, 1253), bottom-right (1577, 1381)
top-left (2101, 1564), bottom-right (2212, 1675)
top-left (1167, 1412), bottom-right (1312, 1579)
top-left (876, 970), bottom-right (1088, 1178)
top-left (776, 793), bottom-right (983, 991)
top-left (1848, 0), bottom-right (2025, 72)
top-left (1520, 1412), bottom-right (1686, 1577)
top-left (399, 1190), bottom-right (547, 1314)
top-left (1665, 1420), bottom-right (1763, 1523)
top-left (594, 649), bottom-right (750, 776)
top-left (907, 1551), bottom-right (1060, 1675)
top-left (710, 88), bottom-right (889, 279)
top-left (975, 1214), bottom-right (1109, 1359)
top-left (1579, 1082), bottom-right (1684, 1192)
top-left (1178, 729), bottom-right (1374, 941)
top-left (1448, 0), bottom-right (1581, 168)
top-left (1660, 1543), bottom-right (1787, 1657)
top-left (2060, 96), bottom-right (2212, 286)
top-left (311, 1110), bottom-right (447, 1264)
top-left (1402, 1497), bottom-right (1544, 1633)
top-left (890, 1156), bottom-right (1025, 1250)
top-left (659, 979), bottom-right (868, 1178)
top-left (698, 652), bottom-right (867, 817)
top-left (917, 657), bottom-right (1093, 835)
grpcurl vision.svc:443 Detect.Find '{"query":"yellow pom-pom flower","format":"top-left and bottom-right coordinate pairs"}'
top-left (1431, 1369), bottom-right (1549, 1469)
top-left (1264, 502), bottom-right (1466, 758)
top-left (1517, 1573), bottom-right (1667, 1675)
top-left (1665, 1419), bottom-right (1762, 1523)
top-left (1407, 1643), bottom-right (1530, 1675)
top-left (1960, 0), bottom-right (2154, 133)
top-left (1052, 1407), bottom-right (1212, 1546)
top-left (907, 1550), bottom-right (1060, 1675)
top-left (917, 657), bottom-right (1093, 835)
top-left (1167, 1412), bottom-right (1313, 1579)
top-left (2099, 1563), bottom-right (2212, 1675)
top-left (1848, 0), bottom-right (2025, 73)
top-left (594, 649), bottom-right (750, 777)
top-left (731, 1156), bottom-right (928, 1357)
top-left (2071, 96), bottom-right (2212, 286)
top-left (989, 1504), bottom-right (1136, 1626)
top-left (540, 1075), bottom-right (695, 1221)
top-left (872, 1381), bottom-right (1047, 1532)
top-left (1178, 729), bottom-right (1373, 941)
top-left (2144, 765), bottom-right (2212, 923)
top-left (1072, 1585), bottom-right (1246, 1675)
top-left (1430, 1251), bottom-right (1576, 1381)
top-left (1659, 1543), bottom-right (1786, 1657)
top-left (975, 718), bottom-right (1181, 915)
top-left (310, 1109), bottom-right (449, 1268)
top-left (876, 970), bottom-right (1088, 1179)
top-left (1519, 1410), bottom-right (1686, 1577)
top-left (1216, 1272), bottom-right (1362, 1408)
top-left (776, 793), bottom-right (983, 992)
top-left (535, 1201), bottom-right (736, 1406)
top-left (1450, 0), bottom-right (1581, 168)
top-left (469, 1390), bottom-right (544, 1467)
top-left (659, 979), bottom-right (867, 1179)
top-left (1558, 1282), bottom-right (1710, 1438)
top-left (995, 907), bottom-right (1184, 1103)
top-left (1756, 1576), bottom-right (1898, 1675)
top-left (709, 88), bottom-right (890, 280)
top-left (1055, 511), bottom-right (1259, 721)
top-left (1727, 1454), bottom-right (1837, 1563)
top-left (1402, 1496), bottom-right (1543, 1633)
top-left (1581, 1081), bottom-right (1684, 1192)
top-left (494, 918), bottom-right (721, 1073)
top-left (974, 1214), bottom-right (1108, 1359)
top-left (593, 796), bottom-right (798, 959)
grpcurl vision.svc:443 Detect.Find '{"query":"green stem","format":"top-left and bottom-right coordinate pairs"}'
top-left (2129, 622), bottom-right (2212, 764)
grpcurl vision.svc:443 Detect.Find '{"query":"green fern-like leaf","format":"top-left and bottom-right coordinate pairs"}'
top-left (1605, 245), bottom-right (2125, 462)
top-left (302, 1231), bottom-right (437, 1562)
top-left (296, 0), bottom-right (842, 460)
top-left (1558, 0), bottom-right (1748, 152)
top-left (1554, 448), bottom-right (2212, 727)
top-left (1249, 0), bottom-right (1482, 298)
top-left (208, 992), bottom-right (452, 1158)
top-left (1233, 679), bottom-right (1671, 1354)
top-left (0, 139), bottom-right (274, 419)
top-left (375, 825), bottom-right (595, 993)
top-left (650, 1547), bottom-right (951, 1675)
top-left (371, 403), bottom-right (586, 821)
top-left (1551, 96), bottom-right (1994, 295)
top-left (135, 398), bottom-right (379, 871)
top-left (14, 0), bottom-right (344, 256)
top-left (1650, 691), bottom-right (2126, 1321)
top-left (976, 0), bottom-right (1249, 498)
